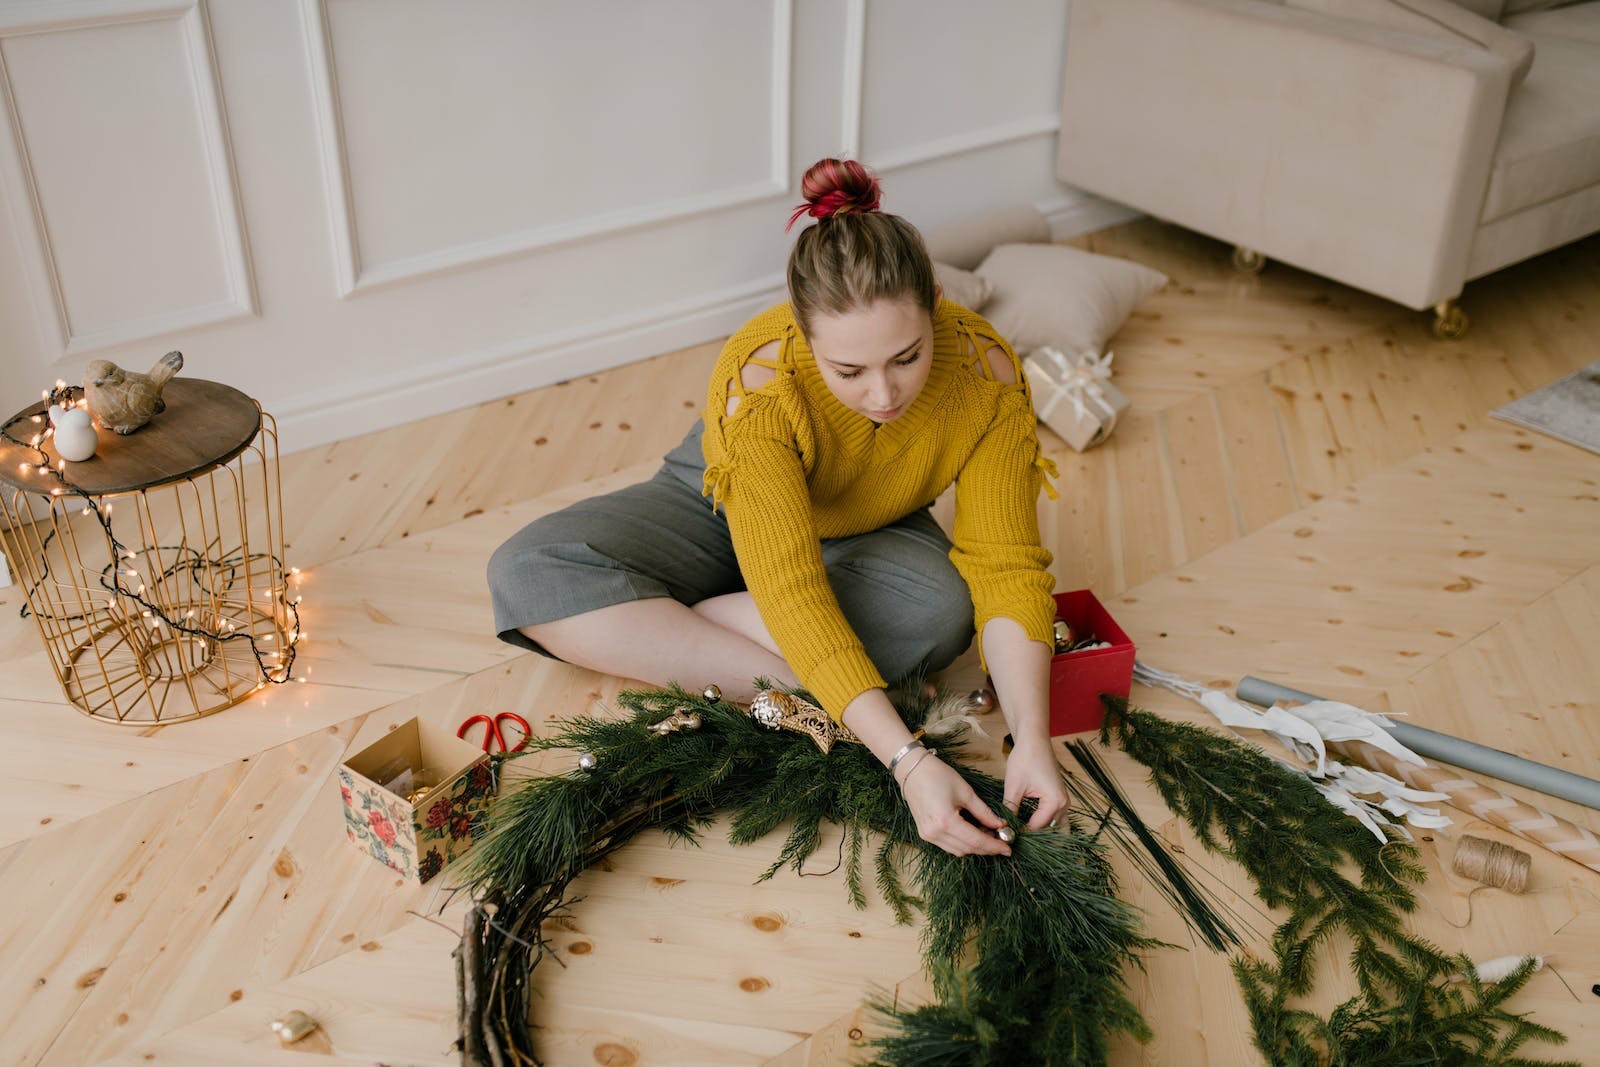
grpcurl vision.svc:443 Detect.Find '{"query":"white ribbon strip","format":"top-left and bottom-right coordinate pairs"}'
top-left (1133, 660), bottom-right (1454, 842)
top-left (1032, 347), bottom-right (1119, 424)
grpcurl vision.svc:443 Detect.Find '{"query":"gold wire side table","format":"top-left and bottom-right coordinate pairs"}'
top-left (0, 379), bottom-right (297, 725)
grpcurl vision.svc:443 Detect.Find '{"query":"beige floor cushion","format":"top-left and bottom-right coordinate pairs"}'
top-left (934, 262), bottom-right (994, 313)
top-left (975, 244), bottom-right (1168, 357)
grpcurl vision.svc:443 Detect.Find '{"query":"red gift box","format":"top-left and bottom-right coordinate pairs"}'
top-left (1048, 589), bottom-right (1136, 735)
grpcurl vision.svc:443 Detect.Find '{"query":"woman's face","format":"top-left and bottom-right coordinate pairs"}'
top-left (805, 295), bottom-right (937, 424)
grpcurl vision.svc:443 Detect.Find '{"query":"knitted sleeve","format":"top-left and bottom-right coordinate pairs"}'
top-left (949, 340), bottom-right (1059, 669)
top-left (712, 393), bottom-right (887, 720)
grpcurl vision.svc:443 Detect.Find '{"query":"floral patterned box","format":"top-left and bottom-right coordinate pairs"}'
top-left (338, 717), bottom-right (497, 884)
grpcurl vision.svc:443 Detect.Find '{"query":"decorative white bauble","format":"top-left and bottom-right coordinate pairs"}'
top-left (53, 408), bottom-right (98, 461)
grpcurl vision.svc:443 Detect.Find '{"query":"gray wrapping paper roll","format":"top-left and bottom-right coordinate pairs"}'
top-left (924, 205), bottom-right (1051, 271)
top-left (1236, 676), bottom-right (1600, 811)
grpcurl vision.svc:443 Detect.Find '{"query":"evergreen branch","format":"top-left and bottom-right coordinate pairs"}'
top-left (455, 682), bottom-right (1158, 1065)
top-left (1101, 696), bottom-right (1575, 1066)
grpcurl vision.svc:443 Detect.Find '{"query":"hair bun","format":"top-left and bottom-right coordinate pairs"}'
top-left (786, 158), bottom-right (882, 232)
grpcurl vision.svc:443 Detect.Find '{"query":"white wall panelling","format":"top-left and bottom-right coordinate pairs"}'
top-left (304, 0), bottom-right (794, 297)
top-left (838, 0), bottom-right (866, 160)
top-left (0, 0), bottom-right (255, 364)
top-left (0, 0), bottom-right (1124, 455)
top-left (856, 0), bottom-right (1067, 172)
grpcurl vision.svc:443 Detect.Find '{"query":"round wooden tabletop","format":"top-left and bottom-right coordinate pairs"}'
top-left (0, 378), bottom-right (263, 496)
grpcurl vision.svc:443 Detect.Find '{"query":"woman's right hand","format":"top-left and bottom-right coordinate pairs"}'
top-left (899, 753), bottom-right (1012, 857)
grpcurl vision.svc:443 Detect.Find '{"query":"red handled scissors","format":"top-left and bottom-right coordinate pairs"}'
top-left (457, 712), bottom-right (532, 753)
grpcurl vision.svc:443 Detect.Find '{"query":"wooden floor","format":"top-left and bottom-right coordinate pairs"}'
top-left (3, 219), bottom-right (1598, 1066)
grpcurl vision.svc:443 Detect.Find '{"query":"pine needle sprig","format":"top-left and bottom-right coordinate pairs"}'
top-left (1098, 698), bottom-right (1416, 964)
top-left (1063, 738), bottom-right (1246, 952)
top-left (1100, 696), bottom-right (1576, 1066)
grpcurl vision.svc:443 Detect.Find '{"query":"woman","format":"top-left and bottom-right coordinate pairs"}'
top-left (489, 159), bottom-right (1066, 857)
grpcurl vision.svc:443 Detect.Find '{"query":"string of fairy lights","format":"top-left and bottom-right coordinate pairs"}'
top-left (1, 381), bottom-right (305, 688)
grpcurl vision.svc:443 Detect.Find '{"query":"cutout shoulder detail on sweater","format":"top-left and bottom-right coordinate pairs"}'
top-left (982, 344), bottom-right (1015, 384)
top-left (725, 341), bottom-right (781, 416)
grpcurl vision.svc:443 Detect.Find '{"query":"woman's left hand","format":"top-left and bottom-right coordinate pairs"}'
top-left (1003, 736), bottom-right (1069, 830)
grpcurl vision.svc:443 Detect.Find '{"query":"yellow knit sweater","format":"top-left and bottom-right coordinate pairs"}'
top-left (701, 299), bottom-right (1059, 719)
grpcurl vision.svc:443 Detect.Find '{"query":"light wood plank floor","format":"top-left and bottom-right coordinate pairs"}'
top-left (3, 219), bottom-right (1598, 1066)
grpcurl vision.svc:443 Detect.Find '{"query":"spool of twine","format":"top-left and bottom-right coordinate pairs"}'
top-left (1452, 835), bottom-right (1531, 894)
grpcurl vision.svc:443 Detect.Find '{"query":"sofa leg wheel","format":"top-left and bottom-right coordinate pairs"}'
top-left (1432, 300), bottom-right (1469, 340)
top-left (1230, 245), bottom-right (1267, 274)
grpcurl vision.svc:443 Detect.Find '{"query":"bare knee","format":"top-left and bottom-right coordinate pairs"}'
top-left (691, 592), bottom-right (780, 656)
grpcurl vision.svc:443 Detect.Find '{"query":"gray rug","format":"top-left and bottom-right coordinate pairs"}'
top-left (1491, 360), bottom-right (1600, 456)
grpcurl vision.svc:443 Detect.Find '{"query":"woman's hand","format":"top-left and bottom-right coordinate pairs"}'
top-left (840, 688), bottom-right (1009, 857)
top-left (1003, 736), bottom-right (1069, 830)
top-left (899, 753), bottom-right (1011, 857)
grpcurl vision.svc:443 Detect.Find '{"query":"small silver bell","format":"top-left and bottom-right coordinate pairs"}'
top-left (577, 752), bottom-right (598, 771)
top-left (702, 684), bottom-right (722, 703)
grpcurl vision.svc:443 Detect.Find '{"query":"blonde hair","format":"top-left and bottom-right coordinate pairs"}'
top-left (785, 159), bottom-right (937, 337)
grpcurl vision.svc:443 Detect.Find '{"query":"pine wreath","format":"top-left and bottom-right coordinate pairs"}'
top-left (447, 683), bottom-right (1575, 1066)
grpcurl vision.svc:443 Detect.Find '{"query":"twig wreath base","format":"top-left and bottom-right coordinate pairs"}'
top-left (447, 685), bottom-right (1574, 1067)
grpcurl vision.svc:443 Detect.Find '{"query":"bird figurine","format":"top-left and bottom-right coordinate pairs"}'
top-left (83, 351), bottom-right (183, 434)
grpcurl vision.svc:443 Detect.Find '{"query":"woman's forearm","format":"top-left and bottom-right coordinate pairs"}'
top-left (840, 688), bottom-right (921, 772)
top-left (980, 616), bottom-right (1053, 746)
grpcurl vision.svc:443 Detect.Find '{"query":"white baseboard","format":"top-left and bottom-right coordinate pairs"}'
top-left (273, 272), bottom-right (788, 455)
top-left (1038, 190), bottom-right (1141, 241)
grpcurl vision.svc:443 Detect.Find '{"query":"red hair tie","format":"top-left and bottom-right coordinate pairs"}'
top-left (785, 160), bottom-right (882, 232)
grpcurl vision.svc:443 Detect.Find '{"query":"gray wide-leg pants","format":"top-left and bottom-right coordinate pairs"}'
top-left (487, 425), bottom-right (975, 686)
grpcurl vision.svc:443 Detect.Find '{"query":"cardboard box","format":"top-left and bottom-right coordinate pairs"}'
top-left (1024, 348), bottom-right (1130, 452)
top-left (337, 718), bottom-right (497, 883)
top-left (1048, 589), bottom-right (1136, 735)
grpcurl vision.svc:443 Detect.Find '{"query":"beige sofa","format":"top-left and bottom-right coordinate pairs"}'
top-left (1056, 0), bottom-right (1600, 336)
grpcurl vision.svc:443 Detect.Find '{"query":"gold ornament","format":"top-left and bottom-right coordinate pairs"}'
top-left (270, 1010), bottom-right (319, 1045)
top-left (748, 689), bottom-right (861, 755)
top-left (702, 684), bottom-right (722, 703)
top-left (650, 707), bottom-right (704, 736)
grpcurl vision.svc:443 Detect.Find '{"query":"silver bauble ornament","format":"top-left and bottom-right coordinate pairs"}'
top-left (997, 826), bottom-right (1015, 843)
top-left (702, 684), bottom-right (722, 703)
top-left (577, 752), bottom-right (598, 771)
top-left (750, 690), bottom-right (784, 727)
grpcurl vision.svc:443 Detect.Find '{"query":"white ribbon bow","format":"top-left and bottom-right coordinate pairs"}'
top-left (1033, 347), bottom-right (1118, 423)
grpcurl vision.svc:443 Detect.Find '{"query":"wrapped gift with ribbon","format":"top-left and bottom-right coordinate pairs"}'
top-left (1022, 347), bottom-right (1130, 452)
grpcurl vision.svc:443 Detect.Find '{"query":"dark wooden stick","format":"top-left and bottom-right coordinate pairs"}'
top-left (459, 905), bottom-right (491, 1067)
top-left (453, 936), bottom-right (470, 1065)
